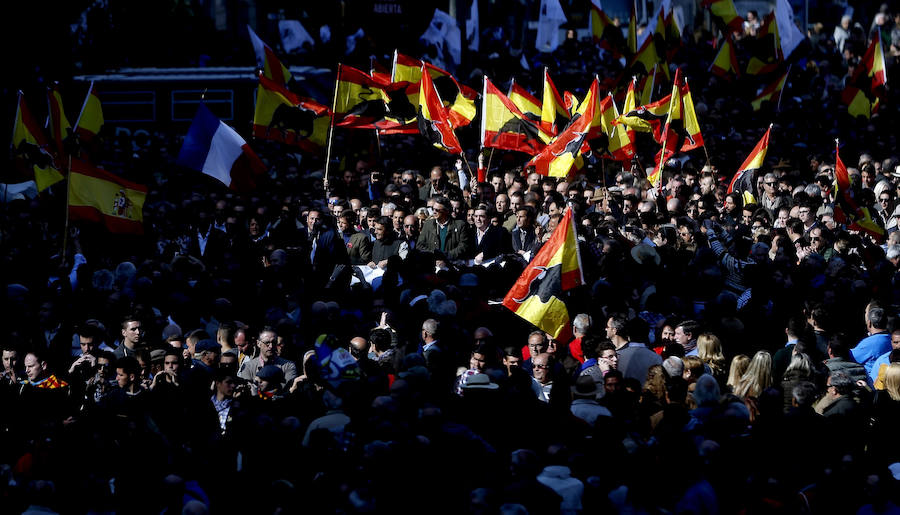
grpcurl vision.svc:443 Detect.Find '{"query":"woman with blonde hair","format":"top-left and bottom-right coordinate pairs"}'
top-left (726, 354), bottom-right (750, 393)
top-left (870, 364), bottom-right (900, 464)
top-left (734, 351), bottom-right (773, 400)
top-left (780, 352), bottom-right (815, 412)
top-left (697, 333), bottom-right (727, 384)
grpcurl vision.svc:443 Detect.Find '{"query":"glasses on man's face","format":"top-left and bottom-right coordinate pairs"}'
top-left (404, 224), bottom-right (415, 228)
top-left (533, 363), bottom-right (550, 369)
top-left (259, 340), bottom-right (276, 347)
top-left (752, 225), bottom-right (764, 230)
top-left (880, 198), bottom-right (891, 203)
top-left (765, 182), bottom-right (776, 186)
top-left (810, 236), bottom-right (821, 241)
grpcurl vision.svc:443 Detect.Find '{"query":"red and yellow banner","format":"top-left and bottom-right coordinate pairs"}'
top-left (68, 159), bottom-right (147, 234)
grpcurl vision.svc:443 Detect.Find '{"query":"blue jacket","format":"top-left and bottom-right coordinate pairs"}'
top-left (851, 333), bottom-right (891, 377)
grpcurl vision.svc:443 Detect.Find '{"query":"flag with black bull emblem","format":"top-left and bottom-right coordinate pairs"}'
top-left (503, 206), bottom-right (584, 339)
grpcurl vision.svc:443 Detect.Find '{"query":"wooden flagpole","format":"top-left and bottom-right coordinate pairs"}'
top-left (324, 65), bottom-right (342, 196)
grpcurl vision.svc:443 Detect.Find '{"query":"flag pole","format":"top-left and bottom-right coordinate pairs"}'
top-left (374, 128), bottom-right (383, 161)
top-left (324, 65), bottom-right (342, 195)
top-left (73, 80), bottom-right (94, 133)
top-left (776, 65), bottom-right (791, 114)
top-left (486, 147), bottom-right (494, 175)
top-left (61, 155), bottom-right (72, 264)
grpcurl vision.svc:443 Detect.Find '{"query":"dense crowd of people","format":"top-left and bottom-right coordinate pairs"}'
top-left (4, 2), bottom-right (900, 514)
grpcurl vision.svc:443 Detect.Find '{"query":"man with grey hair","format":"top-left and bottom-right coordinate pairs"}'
top-left (851, 303), bottom-right (891, 378)
top-left (760, 172), bottom-right (779, 215)
top-left (663, 356), bottom-right (684, 379)
top-left (886, 244), bottom-right (900, 267)
top-left (568, 314), bottom-right (592, 363)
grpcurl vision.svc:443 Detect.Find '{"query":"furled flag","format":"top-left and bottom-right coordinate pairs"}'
top-left (649, 69), bottom-right (704, 187)
top-left (528, 79), bottom-right (599, 178)
top-left (653, 5), bottom-right (682, 63)
top-left (482, 77), bottom-right (551, 155)
top-left (775, 0), bottom-right (806, 60)
top-left (746, 13), bottom-right (782, 75)
top-left (503, 206), bottom-right (584, 339)
top-left (638, 64), bottom-right (660, 104)
top-left (68, 158), bottom-right (147, 234)
top-left (541, 68), bottom-right (570, 136)
top-left (420, 9), bottom-right (462, 68)
top-left (702, 0), bottom-right (743, 34)
top-left (833, 140), bottom-right (884, 241)
top-left (508, 79), bottom-right (543, 123)
top-left (627, 0), bottom-right (638, 54)
top-left (333, 64), bottom-right (418, 133)
top-left (467, 0), bottom-right (479, 51)
top-left (842, 32), bottom-right (887, 119)
top-left (248, 25), bottom-right (292, 85)
top-left (417, 65), bottom-right (462, 154)
top-left (46, 82), bottom-right (72, 158)
top-left (392, 52), bottom-right (478, 128)
top-left (726, 124), bottom-right (771, 205)
top-left (536, 0), bottom-right (567, 53)
top-left (12, 92), bottom-right (64, 191)
top-left (278, 19), bottom-right (314, 53)
top-left (573, 76), bottom-right (605, 141)
top-left (710, 34), bottom-right (741, 79)
top-left (253, 74), bottom-right (330, 153)
top-left (751, 67), bottom-right (789, 111)
top-left (590, 0), bottom-right (626, 58)
top-left (177, 104), bottom-right (266, 192)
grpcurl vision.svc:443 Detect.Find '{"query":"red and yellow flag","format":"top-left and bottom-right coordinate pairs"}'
top-left (653, 6), bottom-right (681, 63)
top-left (590, 1), bottom-right (625, 58)
top-left (842, 32), bottom-right (887, 119)
top-left (482, 77), bottom-right (550, 155)
top-left (650, 69), bottom-right (704, 187)
top-left (248, 25), bottom-right (292, 86)
top-left (503, 206), bottom-right (584, 339)
top-left (541, 68), bottom-right (571, 136)
top-left (528, 80), bottom-right (599, 178)
top-left (710, 35), bottom-right (741, 79)
top-left (751, 67), bottom-right (789, 111)
top-left (833, 141), bottom-right (884, 241)
top-left (627, 1), bottom-right (638, 55)
top-left (746, 13), bottom-right (782, 76)
top-left (253, 74), bottom-right (330, 153)
top-left (68, 158), bottom-right (147, 234)
top-left (600, 92), bottom-right (635, 162)
top-left (726, 125), bottom-right (771, 205)
top-left (418, 65), bottom-right (462, 154)
top-left (12, 92), bottom-right (64, 191)
top-left (392, 52), bottom-right (478, 128)
top-left (508, 79), bottom-right (542, 122)
top-left (332, 64), bottom-right (417, 133)
top-left (74, 81), bottom-right (104, 143)
top-left (46, 82), bottom-right (71, 158)
top-left (702, 0), bottom-right (743, 34)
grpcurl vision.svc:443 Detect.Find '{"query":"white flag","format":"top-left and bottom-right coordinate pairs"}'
top-left (466, 0), bottom-right (480, 51)
top-left (279, 20), bottom-right (314, 53)
top-left (421, 9), bottom-right (462, 67)
top-left (775, 0), bottom-right (806, 59)
top-left (247, 25), bottom-right (267, 69)
top-left (536, 0), bottom-right (567, 53)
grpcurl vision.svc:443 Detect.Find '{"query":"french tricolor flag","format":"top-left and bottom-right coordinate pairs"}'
top-left (177, 104), bottom-right (266, 191)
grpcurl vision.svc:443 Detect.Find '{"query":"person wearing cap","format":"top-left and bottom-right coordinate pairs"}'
top-left (570, 375), bottom-right (612, 426)
top-left (238, 327), bottom-right (297, 390)
top-left (254, 365), bottom-right (284, 399)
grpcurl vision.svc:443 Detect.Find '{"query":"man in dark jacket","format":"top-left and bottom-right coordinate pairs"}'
top-left (472, 206), bottom-right (510, 264)
top-left (369, 216), bottom-right (408, 268)
top-left (417, 197), bottom-right (473, 261)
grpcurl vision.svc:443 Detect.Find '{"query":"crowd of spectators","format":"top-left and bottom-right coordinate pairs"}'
top-left (4, 2), bottom-right (900, 514)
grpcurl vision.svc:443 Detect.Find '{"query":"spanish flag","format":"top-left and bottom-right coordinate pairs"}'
top-left (751, 67), bottom-right (789, 111)
top-left (702, 0), bottom-right (743, 34)
top-left (482, 77), bottom-right (550, 155)
top-left (248, 25), bottom-right (292, 86)
top-left (746, 13), bottom-right (782, 76)
top-left (842, 32), bottom-right (887, 119)
top-left (46, 82), bottom-right (72, 158)
top-left (600, 93), bottom-right (635, 162)
top-left (528, 79), bottom-right (599, 178)
top-left (332, 64), bottom-right (417, 132)
top-left (392, 52), bottom-right (478, 128)
top-left (590, 0), bottom-right (625, 58)
top-left (418, 65), bottom-right (462, 154)
top-left (726, 124), bottom-right (771, 205)
top-left (573, 76), bottom-right (605, 140)
top-left (503, 206), bottom-right (584, 339)
top-left (638, 64), bottom-right (660, 104)
top-left (253, 74), bottom-right (330, 153)
top-left (508, 79), bottom-right (542, 122)
top-left (12, 92), bottom-right (64, 191)
top-left (541, 68), bottom-right (570, 135)
top-left (68, 158), bottom-right (147, 234)
top-left (615, 92), bottom-right (670, 136)
top-left (653, 7), bottom-right (681, 62)
top-left (649, 69), bottom-right (704, 187)
top-left (833, 140), bottom-right (884, 241)
top-left (710, 35), bottom-right (741, 79)
top-left (74, 81), bottom-right (104, 144)
top-left (627, 35), bottom-right (667, 80)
